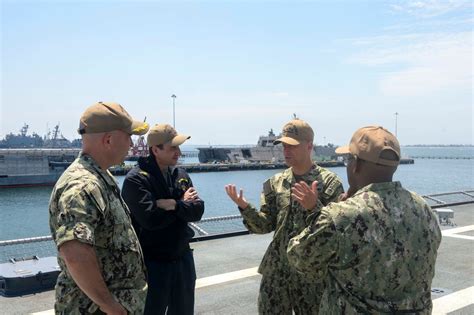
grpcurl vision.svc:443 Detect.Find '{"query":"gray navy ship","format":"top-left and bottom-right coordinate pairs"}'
top-left (0, 124), bottom-right (81, 188)
top-left (197, 129), bottom-right (337, 163)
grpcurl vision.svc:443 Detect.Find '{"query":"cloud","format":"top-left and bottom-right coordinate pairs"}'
top-left (390, 0), bottom-right (471, 18)
top-left (272, 92), bottom-right (289, 97)
top-left (347, 31), bottom-right (471, 96)
top-left (382, 16), bottom-right (473, 32)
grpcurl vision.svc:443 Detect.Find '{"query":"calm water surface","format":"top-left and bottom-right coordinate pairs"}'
top-left (1, 148), bottom-right (473, 240)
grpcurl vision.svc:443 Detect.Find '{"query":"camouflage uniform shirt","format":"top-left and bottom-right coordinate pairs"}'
top-left (240, 164), bottom-right (343, 313)
top-left (49, 153), bottom-right (147, 314)
top-left (287, 182), bottom-right (442, 314)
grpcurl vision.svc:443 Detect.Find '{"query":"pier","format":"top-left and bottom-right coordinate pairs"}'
top-left (409, 156), bottom-right (473, 160)
top-left (111, 158), bottom-right (416, 175)
top-left (110, 161), bottom-right (345, 175)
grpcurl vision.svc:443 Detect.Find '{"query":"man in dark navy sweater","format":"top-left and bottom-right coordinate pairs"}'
top-left (122, 123), bottom-right (204, 315)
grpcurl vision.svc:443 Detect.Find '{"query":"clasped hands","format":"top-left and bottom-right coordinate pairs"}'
top-left (156, 187), bottom-right (201, 211)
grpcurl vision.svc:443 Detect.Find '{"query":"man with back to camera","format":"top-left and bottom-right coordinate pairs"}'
top-left (49, 102), bottom-right (149, 314)
top-left (122, 123), bottom-right (205, 315)
top-left (225, 118), bottom-right (344, 314)
top-left (287, 126), bottom-right (442, 314)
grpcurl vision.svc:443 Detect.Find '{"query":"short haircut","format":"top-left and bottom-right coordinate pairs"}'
top-left (149, 144), bottom-right (164, 158)
top-left (379, 149), bottom-right (399, 162)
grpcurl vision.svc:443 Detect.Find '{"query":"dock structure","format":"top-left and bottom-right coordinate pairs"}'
top-left (109, 161), bottom-right (345, 176)
top-left (111, 158), bottom-right (415, 176)
top-left (408, 156), bottom-right (473, 160)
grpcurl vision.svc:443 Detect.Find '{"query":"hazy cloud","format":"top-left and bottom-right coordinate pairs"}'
top-left (390, 0), bottom-right (471, 18)
top-left (272, 92), bottom-right (289, 97)
top-left (347, 30), bottom-right (471, 96)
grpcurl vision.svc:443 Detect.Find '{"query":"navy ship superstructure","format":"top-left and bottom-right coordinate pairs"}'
top-left (0, 124), bottom-right (81, 149)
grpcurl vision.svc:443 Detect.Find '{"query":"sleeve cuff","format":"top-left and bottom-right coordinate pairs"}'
top-left (238, 203), bottom-right (253, 214)
top-left (55, 222), bottom-right (95, 248)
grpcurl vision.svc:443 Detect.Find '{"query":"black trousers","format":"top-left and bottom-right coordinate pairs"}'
top-left (144, 250), bottom-right (196, 315)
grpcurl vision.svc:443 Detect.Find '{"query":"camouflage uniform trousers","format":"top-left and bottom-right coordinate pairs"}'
top-left (258, 267), bottom-right (324, 315)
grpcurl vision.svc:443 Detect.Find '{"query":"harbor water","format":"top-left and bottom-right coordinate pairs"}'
top-left (1, 146), bottom-right (473, 241)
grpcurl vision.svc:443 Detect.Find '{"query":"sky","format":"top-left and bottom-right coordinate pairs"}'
top-left (1, 0), bottom-right (472, 145)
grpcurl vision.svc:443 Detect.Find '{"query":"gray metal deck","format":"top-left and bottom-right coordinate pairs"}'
top-left (1, 203), bottom-right (473, 315)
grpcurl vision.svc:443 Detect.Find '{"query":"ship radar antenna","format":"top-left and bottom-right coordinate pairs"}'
top-left (21, 124), bottom-right (29, 136)
top-left (52, 123), bottom-right (60, 141)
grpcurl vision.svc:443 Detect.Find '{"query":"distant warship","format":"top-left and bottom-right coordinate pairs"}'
top-left (197, 129), bottom-right (337, 163)
top-left (0, 124), bottom-right (81, 149)
top-left (0, 124), bottom-right (82, 187)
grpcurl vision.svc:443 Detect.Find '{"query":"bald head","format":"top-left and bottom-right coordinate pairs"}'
top-left (82, 130), bottom-right (132, 169)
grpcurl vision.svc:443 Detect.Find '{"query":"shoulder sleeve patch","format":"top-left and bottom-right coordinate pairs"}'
top-left (325, 180), bottom-right (338, 196)
top-left (263, 179), bottom-right (272, 195)
top-left (319, 173), bottom-right (344, 205)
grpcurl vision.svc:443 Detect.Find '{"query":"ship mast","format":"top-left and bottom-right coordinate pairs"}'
top-left (20, 124), bottom-right (29, 137)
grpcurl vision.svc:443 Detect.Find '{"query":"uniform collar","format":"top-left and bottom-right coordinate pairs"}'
top-left (353, 181), bottom-right (402, 197)
top-left (283, 162), bottom-right (320, 184)
top-left (79, 152), bottom-right (119, 188)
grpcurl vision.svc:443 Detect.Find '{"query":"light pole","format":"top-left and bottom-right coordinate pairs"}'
top-left (171, 94), bottom-right (177, 128)
top-left (394, 112), bottom-right (399, 137)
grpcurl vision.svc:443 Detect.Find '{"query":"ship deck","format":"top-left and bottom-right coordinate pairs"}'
top-left (1, 203), bottom-right (473, 315)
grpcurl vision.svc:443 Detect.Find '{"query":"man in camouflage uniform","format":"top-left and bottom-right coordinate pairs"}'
top-left (49, 102), bottom-right (149, 314)
top-left (288, 126), bottom-right (442, 314)
top-left (225, 119), bottom-right (343, 314)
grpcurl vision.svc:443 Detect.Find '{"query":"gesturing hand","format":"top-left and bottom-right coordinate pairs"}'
top-left (224, 184), bottom-right (249, 209)
top-left (291, 181), bottom-right (319, 210)
top-left (183, 187), bottom-right (200, 202)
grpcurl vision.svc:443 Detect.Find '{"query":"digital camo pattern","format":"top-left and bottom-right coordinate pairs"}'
top-left (240, 164), bottom-right (343, 314)
top-left (287, 181), bottom-right (442, 314)
top-left (49, 153), bottom-right (147, 314)
top-left (257, 265), bottom-right (324, 315)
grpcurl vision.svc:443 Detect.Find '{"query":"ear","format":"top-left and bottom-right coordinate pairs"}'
top-left (151, 145), bottom-right (159, 156)
top-left (102, 133), bottom-right (113, 148)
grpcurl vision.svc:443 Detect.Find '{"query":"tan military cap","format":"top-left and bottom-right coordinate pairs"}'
top-left (78, 102), bottom-right (149, 135)
top-left (274, 119), bottom-right (314, 145)
top-left (335, 126), bottom-right (400, 166)
top-left (147, 124), bottom-right (190, 146)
